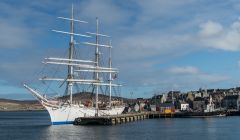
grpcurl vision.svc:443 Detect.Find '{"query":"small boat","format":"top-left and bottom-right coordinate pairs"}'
top-left (216, 113), bottom-right (226, 117)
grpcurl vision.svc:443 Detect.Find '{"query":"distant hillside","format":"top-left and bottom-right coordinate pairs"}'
top-left (0, 98), bottom-right (43, 111)
top-left (0, 98), bottom-right (38, 104)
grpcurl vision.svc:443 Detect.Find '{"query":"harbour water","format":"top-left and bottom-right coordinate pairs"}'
top-left (0, 111), bottom-right (240, 140)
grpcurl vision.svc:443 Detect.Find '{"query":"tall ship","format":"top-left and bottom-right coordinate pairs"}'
top-left (24, 6), bottom-right (125, 125)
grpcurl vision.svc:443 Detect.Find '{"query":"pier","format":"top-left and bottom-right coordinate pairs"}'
top-left (73, 112), bottom-right (175, 125)
top-left (73, 110), bottom-right (230, 125)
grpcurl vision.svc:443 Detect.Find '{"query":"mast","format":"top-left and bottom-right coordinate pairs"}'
top-left (109, 40), bottom-right (112, 108)
top-left (95, 17), bottom-right (100, 116)
top-left (47, 11), bottom-right (119, 109)
top-left (67, 5), bottom-right (74, 105)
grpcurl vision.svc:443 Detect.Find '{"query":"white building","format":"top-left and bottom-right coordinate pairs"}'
top-left (204, 95), bottom-right (215, 112)
top-left (181, 103), bottom-right (189, 111)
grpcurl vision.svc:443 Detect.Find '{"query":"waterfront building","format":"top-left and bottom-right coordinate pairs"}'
top-left (193, 97), bottom-right (206, 112)
top-left (161, 94), bottom-right (167, 104)
top-left (194, 92), bottom-right (202, 98)
top-left (158, 103), bottom-right (175, 113)
top-left (204, 96), bottom-right (215, 112)
top-left (180, 102), bottom-right (189, 111)
top-left (222, 95), bottom-right (240, 110)
top-left (150, 105), bottom-right (156, 111)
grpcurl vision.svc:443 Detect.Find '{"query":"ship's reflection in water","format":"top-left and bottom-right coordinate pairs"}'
top-left (0, 111), bottom-right (239, 140)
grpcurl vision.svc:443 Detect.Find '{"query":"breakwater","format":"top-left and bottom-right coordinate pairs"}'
top-left (73, 110), bottom-right (236, 125)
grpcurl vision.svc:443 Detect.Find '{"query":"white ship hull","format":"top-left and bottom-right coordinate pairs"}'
top-left (44, 104), bottom-right (125, 124)
top-left (24, 84), bottom-right (125, 125)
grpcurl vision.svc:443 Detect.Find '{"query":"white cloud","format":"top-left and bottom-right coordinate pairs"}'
top-left (199, 21), bottom-right (223, 36)
top-left (169, 66), bottom-right (199, 74)
top-left (0, 2), bottom-right (54, 49)
top-left (116, 32), bottom-right (193, 63)
top-left (135, 0), bottom-right (195, 23)
top-left (198, 20), bottom-right (240, 51)
top-left (78, 0), bottom-right (132, 26)
top-left (197, 73), bottom-right (229, 83)
top-left (156, 66), bottom-right (230, 90)
top-left (0, 22), bottom-right (31, 48)
top-left (120, 65), bottom-right (229, 93)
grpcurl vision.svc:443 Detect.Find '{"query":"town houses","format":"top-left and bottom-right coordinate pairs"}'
top-left (148, 87), bottom-right (240, 113)
top-left (124, 87), bottom-right (240, 114)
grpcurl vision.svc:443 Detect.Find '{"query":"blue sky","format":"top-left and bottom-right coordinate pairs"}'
top-left (1, 0), bottom-right (240, 99)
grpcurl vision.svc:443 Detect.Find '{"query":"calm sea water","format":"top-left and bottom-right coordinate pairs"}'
top-left (0, 111), bottom-right (240, 140)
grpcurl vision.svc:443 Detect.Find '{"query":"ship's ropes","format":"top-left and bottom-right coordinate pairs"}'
top-left (42, 48), bottom-right (69, 97)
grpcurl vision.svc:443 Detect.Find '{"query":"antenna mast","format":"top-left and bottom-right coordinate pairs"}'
top-left (95, 17), bottom-right (100, 116)
top-left (109, 40), bottom-right (112, 108)
top-left (67, 5), bottom-right (75, 105)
